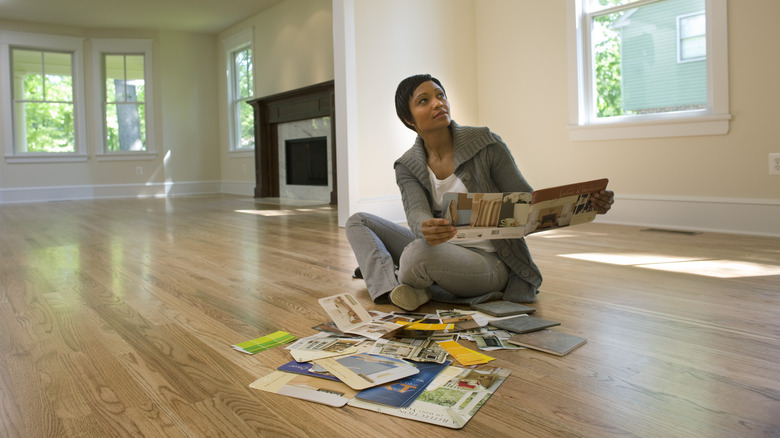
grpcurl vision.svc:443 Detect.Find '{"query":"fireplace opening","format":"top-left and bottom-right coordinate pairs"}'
top-left (285, 136), bottom-right (328, 186)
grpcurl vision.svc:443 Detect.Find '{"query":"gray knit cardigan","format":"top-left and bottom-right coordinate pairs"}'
top-left (394, 121), bottom-right (543, 302)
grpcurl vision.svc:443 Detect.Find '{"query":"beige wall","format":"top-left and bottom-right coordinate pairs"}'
top-left (341, 0), bottom-right (780, 235)
top-left (217, 0), bottom-right (334, 194)
top-left (350, 0), bottom-right (479, 207)
top-left (0, 22), bottom-right (220, 198)
top-left (475, 0), bottom-right (780, 200)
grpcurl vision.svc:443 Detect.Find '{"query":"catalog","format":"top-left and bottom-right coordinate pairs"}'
top-left (442, 178), bottom-right (609, 240)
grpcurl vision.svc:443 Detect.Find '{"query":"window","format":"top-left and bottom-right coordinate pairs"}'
top-left (224, 29), bottom-right (255, 153)
top-left (567, 0), bottom-right (730, 140)
top-left (104, 54), bottom-right (146, 152)
top-left (1, 32), bottom-right (87, 161)
top-left (678, 12), bottom-right (706, 62)
top-left (91, 39), bottom-right (155, 158)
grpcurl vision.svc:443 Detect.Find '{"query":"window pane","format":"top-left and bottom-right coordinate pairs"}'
top-left (105, 55), bottom-right (125, 101)
top-left (12, 49), bottom-right (43, 100)
top-left (680, 13), bottom-right (705, 38)
top-left (106, 102), bottom-right (146, 152)
top-left (235, 48), bottom-right (253, 99)
top-left (17, 102), bottom-right (75, 153)
top-left (592, 0), bottom-right (707, 118)
top-left (43, 51), bottom-right (72, 102)
top-left (125, 55), bottom-right (145, 102)
top-left (238, 101), bottom-right (255, 149)
top-left (681, 36), bottom-right (706, 60)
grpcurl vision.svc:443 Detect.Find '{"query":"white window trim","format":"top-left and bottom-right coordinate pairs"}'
top-left (1, 31), bottom-right (88, 163)
top-left (223, 28), bottom-right (255, 156)
top-left (566, 0), bottom-right (730, 141)
top-left (91, 38), bottom-right (157, 161)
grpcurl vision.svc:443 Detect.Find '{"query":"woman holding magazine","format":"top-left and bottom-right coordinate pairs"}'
top-left (346, 74), bottom-right (614, 311)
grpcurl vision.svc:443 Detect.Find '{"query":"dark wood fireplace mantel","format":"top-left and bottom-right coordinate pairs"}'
top-left (247, 80), bottom-right (336, 203)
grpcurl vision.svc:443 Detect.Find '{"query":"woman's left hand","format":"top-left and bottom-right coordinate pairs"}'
top-left (591, 189), bottom-right (615, 214)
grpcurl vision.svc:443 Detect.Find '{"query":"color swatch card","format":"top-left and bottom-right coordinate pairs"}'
top-left (436, 340), bottom-right (495, 366)
top-left (233, 331), bottom-right (297, 354)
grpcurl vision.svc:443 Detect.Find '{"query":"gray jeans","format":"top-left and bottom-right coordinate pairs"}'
top-left (346, 212), bottom-right (508, 303)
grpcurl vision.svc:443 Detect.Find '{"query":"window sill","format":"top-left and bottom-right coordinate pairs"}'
top-left (568, 113), bottom-right (732, 141)
top-left (5, 154), bottom-right (89, 164)
top-left (228, 150), bottom-right (254, 158)
top-left (95, 152), bottom-right (158, 162)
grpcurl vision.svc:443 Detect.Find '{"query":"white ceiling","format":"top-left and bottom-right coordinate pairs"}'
top-left (0, 0), bottom-right (286, 34)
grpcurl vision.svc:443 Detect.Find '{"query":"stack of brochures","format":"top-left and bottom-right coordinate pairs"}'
top-left (246, 293), bottom-right (585, 429)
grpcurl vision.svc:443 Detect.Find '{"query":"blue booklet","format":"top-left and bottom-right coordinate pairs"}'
top-left (277, 360), bottom-right (339, 381)
top-left (354, 360), bottom-right (451, 408)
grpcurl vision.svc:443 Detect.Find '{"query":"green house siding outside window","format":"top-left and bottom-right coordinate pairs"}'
top-left (615, 0), bottom-right (707, 114)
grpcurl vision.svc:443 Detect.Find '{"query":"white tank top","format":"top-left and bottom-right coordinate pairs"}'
top-left (428, 167), bottom-right (496, 252)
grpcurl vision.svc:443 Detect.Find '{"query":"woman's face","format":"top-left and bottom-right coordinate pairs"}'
top-left (407, 80), bottom-right (450, 133)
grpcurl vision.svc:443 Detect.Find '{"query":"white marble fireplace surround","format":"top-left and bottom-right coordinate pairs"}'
top-left (277, 116), bottom-right (332, 202)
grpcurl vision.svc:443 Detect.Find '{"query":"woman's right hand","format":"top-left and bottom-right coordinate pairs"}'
top-left (421, 218), bottom-right (457, 246)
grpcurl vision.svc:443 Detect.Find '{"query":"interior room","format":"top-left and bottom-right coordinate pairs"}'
top-left (1, 0), bottom-right (778, 437)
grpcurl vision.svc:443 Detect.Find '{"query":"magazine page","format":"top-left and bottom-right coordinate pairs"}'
top-left (524, 178), bottom-right (609, 235)
top-left (318, 293), bottom-right (399, 340)
top-left (442, 178), bottom-right (608, 240)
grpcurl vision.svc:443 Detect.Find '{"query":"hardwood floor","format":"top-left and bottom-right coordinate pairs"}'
top-left (1, 194), bottom-right (778, 437)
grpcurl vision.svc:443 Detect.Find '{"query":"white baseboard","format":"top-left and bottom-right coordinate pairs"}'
top-left (595, 194), bottom-right (780, 237)
top-left (0, 181), bottom-right (221, 204)
top-left (220, 181), bottom-right (255, 196)
top-left (353, 193), bottom-right (780, 238)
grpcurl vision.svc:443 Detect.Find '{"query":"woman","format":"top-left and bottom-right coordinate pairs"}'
top-left (346, 74), bottom-right (614, 311)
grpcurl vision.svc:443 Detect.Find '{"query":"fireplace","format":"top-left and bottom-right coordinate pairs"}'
top-left (285, 136), bottom-right (328, 186)
top-left (247, 81), bottom-right (336, 204)
top-left (278, 117), bottom-right (332, 202)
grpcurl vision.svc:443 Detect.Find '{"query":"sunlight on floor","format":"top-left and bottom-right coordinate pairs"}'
top-left (236, 209), bottom-right (297, 216)
top-left (234, 206), bottom-right (333, 217)
top-left (560, 253), bottom-right (780, 278)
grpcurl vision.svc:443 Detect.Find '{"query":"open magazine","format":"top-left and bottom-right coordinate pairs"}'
top-left (442, 178), bottom-right (608, 240)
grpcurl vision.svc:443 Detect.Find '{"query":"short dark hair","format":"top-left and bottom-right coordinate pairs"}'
top-left (394, 74), bottom-right (446, 131)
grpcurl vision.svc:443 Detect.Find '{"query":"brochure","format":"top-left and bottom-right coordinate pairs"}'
top-left (318, 293), bottom-right (400, 340)
top-left (353, 360), bottom-right (451, 408)
top-left (442, 178), bottom-right (609, 240)
top-left (249, 371), bottom-right (357, 407)
top-left (313, 353), bottom-right (420, 390)
top-left (348, 366), bottom-right (511, 429)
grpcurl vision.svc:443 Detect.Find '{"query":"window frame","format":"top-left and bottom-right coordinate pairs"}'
top-left (91, 38), bottom-right (156, 161)
top-left (223, 28), bottom-right (255, 156)
top-left (566, 0), bottom-right (730, 141)
top-left (1, 31), bottom-right (88, 163)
